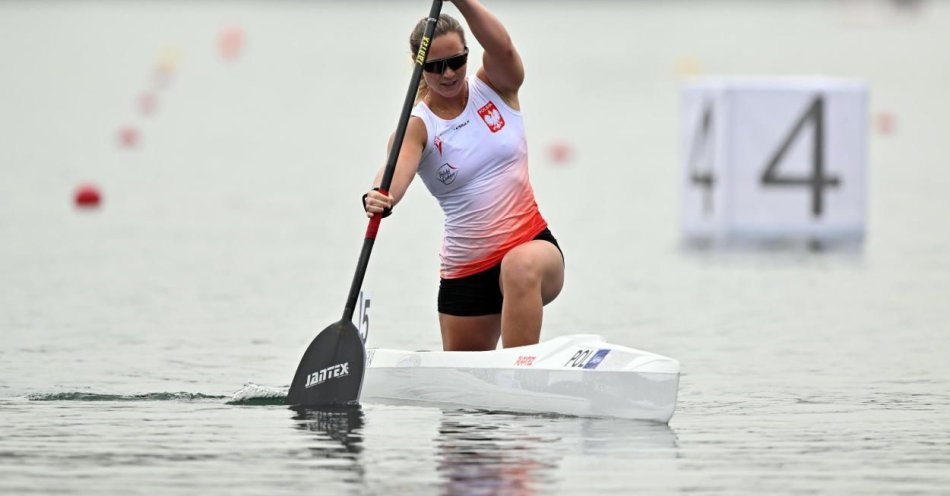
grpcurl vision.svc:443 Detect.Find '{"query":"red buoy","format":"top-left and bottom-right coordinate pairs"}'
top-left (138, 92), bottom-right (157, 116)
top-left (546, 140), bottom-right (574, 165)
top-left (74, 184), bottom-right (102, 208)
top-left (117, 125), bottom-right (140, 148)
top-left (875, 111), bottom-right (897, 136)
top-left (218, 26), bottom-right (245, 61)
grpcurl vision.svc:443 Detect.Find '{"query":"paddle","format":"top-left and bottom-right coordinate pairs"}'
top-left (286, 0), bottom-right (443, 407)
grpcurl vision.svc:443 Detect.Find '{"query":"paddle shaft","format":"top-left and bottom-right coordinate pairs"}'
top-left (341, 0), bottom-right (442, 323)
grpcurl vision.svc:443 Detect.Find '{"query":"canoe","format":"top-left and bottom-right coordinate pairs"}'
top-left (360, 334), bottom-right (679, 423)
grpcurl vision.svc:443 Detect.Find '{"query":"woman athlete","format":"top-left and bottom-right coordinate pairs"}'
top-left (363, 1), bottom-right (564, 352)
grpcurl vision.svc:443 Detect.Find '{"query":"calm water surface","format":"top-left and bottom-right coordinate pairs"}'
top-left (2, 1), bottom-right (949, 494)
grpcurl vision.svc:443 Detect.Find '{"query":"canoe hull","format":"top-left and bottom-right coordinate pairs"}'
top-left (361, 334), bottom-right (679, 423)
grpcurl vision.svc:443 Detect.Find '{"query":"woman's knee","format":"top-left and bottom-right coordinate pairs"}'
top-left (500, 250), bottom-right (543, 295)
top-left (501, 242), bottom-right (564, 296)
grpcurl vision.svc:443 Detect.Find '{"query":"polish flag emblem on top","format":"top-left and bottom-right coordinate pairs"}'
top-left (478, 101), bottom-right (505, 133)
top-left (434, 136), bottom-right (443, 155)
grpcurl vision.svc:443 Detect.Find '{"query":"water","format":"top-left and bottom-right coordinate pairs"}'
top-left (2, 0), bottom-right (949, 494)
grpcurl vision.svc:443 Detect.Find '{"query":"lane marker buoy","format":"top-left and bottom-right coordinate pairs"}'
top-left (547, 140), bottom-right (574, 165)
top-left (74, 183), bottom-right (102, 208)
top-left (218, 26), bottom-right (245, 61)
top-left (117, 125), bottom-right (140, 148)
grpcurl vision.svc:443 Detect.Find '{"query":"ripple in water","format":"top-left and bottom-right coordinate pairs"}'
top-left (23, 383), bottom-right (288, 405)
top-left (27, 392), bottom-right (228, 401)
top-left (228, 382), bottom-right (288, 405)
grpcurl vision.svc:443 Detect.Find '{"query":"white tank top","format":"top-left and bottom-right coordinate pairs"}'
top-left (411, 76), bottom-right (547, 279)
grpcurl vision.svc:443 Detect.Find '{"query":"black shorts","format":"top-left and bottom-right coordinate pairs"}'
top-left (437, 228), bottom-right (563, 317)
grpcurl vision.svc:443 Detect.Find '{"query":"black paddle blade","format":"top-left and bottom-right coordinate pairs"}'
top-left (286, 320), bottom-right (366, 406)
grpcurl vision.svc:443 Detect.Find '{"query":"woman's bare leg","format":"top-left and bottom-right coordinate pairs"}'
top-left (499, 240), bottom-right (565, 348)
top-left (439, 313), bottom-right (502, 351)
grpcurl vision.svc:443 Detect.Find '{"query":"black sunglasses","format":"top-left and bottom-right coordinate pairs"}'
top-left (423, 48), bottom-right (469, 74)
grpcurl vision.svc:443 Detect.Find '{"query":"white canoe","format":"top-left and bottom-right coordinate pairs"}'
top-left (360, 334), bottom-right (680, 423)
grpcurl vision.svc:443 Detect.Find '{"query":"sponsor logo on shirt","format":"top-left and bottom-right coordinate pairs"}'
top-left (478, 101), bottom-right (505, 133)
top-left (437, 162), bottom-right (458, 185)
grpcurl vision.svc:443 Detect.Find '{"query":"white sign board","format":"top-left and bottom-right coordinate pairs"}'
top-left (681, 77), bottom-right (868, 244)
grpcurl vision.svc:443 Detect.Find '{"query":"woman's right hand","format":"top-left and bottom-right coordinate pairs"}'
top-left (363, 188), bottom-right (394, 218)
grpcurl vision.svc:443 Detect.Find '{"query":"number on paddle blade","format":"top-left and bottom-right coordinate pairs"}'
top-left (357, 291), bottom-right (371, 344)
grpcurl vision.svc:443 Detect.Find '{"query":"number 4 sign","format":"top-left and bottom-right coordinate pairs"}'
top-left (681, 78), bottom-right (868, 244)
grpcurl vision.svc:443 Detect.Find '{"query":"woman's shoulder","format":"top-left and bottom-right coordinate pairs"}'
top-left (404, 113), bottom-right (429, 153)
top-left (411, 99), bottom-right (433, 118)
top-left (472, 71), bottom-right (521, 113)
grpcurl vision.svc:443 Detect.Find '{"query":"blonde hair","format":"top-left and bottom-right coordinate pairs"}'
top-left (409, 13), bottom-right (467, 102)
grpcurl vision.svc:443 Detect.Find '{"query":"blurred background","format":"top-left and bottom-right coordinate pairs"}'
top-left (1, 0), bottom-right (948, 494)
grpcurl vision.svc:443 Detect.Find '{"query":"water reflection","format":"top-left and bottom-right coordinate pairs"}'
top-left (573, 417), bottom-right (680, 458)
top-left (680, 236), bottom-right (865, 255)
top-left (289, 405), bottom-right (364, 469)
top-left (434, 410), bottom-right (679, 495)
top-left (436, 410), bottom-right (559, 495)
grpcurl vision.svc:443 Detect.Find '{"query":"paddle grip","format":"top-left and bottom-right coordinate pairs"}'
top-left (364, 188), bottom-right (389, 239)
